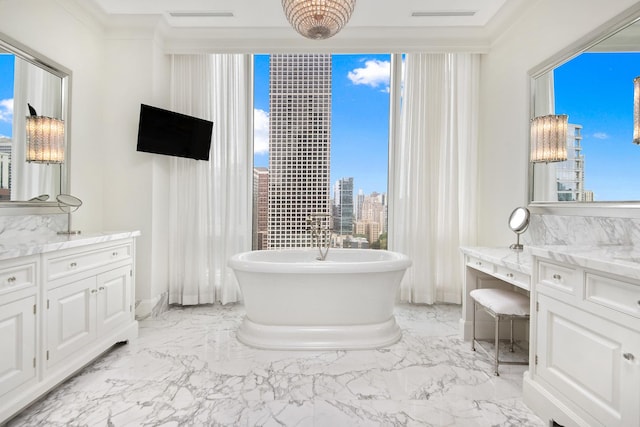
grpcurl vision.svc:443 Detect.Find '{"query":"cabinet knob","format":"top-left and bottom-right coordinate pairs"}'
top-left (623, 353), bottom-right (635, 361)
top-left (476, 261), bottom-right (482, 266)
top-left (552, 273), bottom-right (562, 280)
top-left (98, 286), bottom-right (105, 291)
top-left (91, 289), bottom-right (97, 294)
top-left (506, 273), bottom-right (514, 278)
top-left (69, 262), bottom-right (77, 269)
top-left (7, 276), bottom-right (16, 283)
top-left (112, 252), bottom-right (118, 257)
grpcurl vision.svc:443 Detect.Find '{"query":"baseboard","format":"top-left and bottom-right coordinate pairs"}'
top-left (135, 291), bottom-right (168, 319)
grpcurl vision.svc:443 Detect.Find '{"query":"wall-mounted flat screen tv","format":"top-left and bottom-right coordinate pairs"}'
top-left (136, 104), bottom-right (213, 161)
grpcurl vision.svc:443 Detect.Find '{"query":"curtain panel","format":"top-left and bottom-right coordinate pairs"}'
top-left (12, 57), bottom-right (61, 200)
top-left (389, 53), bottom-right (479, 304)
top-left (168, 54), bottom-right (252, 305)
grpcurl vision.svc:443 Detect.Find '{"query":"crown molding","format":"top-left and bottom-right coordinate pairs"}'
top-left (162, 26), bottom-right (492, 54)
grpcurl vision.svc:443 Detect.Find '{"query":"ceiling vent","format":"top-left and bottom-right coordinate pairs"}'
top-left (168, 11), bottom-right (234, 18)
top-left (411, 11), bottom-right (477, 17)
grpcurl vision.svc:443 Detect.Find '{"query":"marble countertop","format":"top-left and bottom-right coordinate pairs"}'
top-left (460, 246), bottom-right (533, 275)
top-left (530, 244), bottom-right (640, 281)
top-left (462, 245), bottom-right (640, 282)
top-left (0, 231), bottom-right (141, 261)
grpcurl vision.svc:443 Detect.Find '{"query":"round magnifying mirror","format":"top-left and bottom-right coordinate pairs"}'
top-left (508, 207), bottom-right (530, 251)
top-left (56, 194), bottom-right (82, 211)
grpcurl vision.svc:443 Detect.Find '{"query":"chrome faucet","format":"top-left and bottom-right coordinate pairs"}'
top-left (307, 213), bottom-right (332, 261)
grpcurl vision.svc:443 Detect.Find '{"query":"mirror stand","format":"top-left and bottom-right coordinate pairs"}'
top-left (56, 194), bottom-right (82, 235)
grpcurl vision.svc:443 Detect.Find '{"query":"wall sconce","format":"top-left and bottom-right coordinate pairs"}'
top-left (282, 0), bottom-right (356, 40)
top-left (530, 114), bottom-right (568, 163)
top-left (26, 104), bottom-right (65, 164)
top-left (634, 76), bottom-right (640, 145)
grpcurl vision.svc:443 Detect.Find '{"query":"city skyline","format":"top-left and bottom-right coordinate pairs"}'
top-left (254, 54), bottom-right (391, 197)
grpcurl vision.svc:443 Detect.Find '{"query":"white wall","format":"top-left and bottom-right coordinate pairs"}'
top-left (0, 0), bottom-right (106, 229)
top-left (101, 18), bottom-right (171, 311)
top-left (477, 0), bottom-right (640, 246)
top-left (0, 0), bottom-right (171, 314)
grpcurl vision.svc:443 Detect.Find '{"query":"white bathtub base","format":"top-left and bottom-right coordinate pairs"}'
top-left (237, 316), bottom-right (402, 350)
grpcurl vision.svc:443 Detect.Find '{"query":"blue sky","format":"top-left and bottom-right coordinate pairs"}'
top-left (253, 54), bottom-right (391, 196)
top-left (0, 54), bottom-right (15, 138)
top-left (554, 52), bottom-right (640, 201)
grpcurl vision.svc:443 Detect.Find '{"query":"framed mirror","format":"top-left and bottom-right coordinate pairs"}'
top-left (0, 31), bottom-right (70, 208)
top-left (529, 9), bottom-right (640, 207)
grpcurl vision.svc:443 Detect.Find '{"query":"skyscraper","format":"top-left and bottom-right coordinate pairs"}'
top-left (252, 167), bottom-right (269, 250)
top-left (267, 54), bottom-right (332, 248)
top-left (333, 177), bottom-right (354, 235)
top-left (355, 191), bottom-right (387, 246)
top-left (556, 123), bottom-right (585, 201)
top-left (355, 189), bottom-right (364, 221)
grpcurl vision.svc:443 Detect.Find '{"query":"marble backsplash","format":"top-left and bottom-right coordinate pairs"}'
top-left (0, 213), bottom-right (67, 240)
top-left (525, 213), bottom-right (640, 246)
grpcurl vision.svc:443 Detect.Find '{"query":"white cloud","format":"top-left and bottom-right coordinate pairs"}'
top-left (0, 98), bottom-right (13, 123)
top-left (347, 59), bottom-right (391, 91)
top-left (254, 108), bottom-right (269, 155)
top-left (592, 132), bottom-right (609, 140)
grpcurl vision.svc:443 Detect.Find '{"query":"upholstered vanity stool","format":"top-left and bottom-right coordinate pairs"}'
top-left (470, 287), bottom-right (530, 375)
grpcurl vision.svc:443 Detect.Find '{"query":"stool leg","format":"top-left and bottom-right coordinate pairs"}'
top-left (471, 301), bottom-right (476, 351)
top-left (510, 319), bottom-right (515, 353)
top-left (494, 315), bottom-right (500, 376)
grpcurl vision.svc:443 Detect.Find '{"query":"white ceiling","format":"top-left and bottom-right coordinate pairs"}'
top-left (85, 0), bottom-right (526, 52)
top-left (90, 0), bottom-right (509, 28)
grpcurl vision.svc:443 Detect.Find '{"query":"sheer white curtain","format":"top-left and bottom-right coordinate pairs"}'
top-left (389, 53), bottom-right (479, 304)
top-left (168, 54), bottom-right (252, 305)
top-left (12, 57), bottom-right (62, 200)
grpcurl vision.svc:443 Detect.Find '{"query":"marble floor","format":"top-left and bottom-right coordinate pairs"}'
top-left (8, 304), bottom-right (544, 426)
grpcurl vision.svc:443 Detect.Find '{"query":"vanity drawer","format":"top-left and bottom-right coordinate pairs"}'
top-left (538, 260), bottom-right (578, 294)
top-left (495, 266), bottom-right (530, 290)
top-left (466, 256), bottom-right (494, 275)
top-left (585, 272), bottom-right (640, 318)
top-left (45, 243), bottom-right (132, 282)
top-left (0, 260), bottom-right (36, 293)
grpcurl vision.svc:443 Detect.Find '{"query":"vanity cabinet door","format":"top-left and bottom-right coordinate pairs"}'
top-left (536, 294), bottom-right (640, 427)
top-left (0, 293), bottom-right (36, 397)
top-left (96, 266), bottom-right (132, 336)
top-left (46, 277), bottom-right (97, 368)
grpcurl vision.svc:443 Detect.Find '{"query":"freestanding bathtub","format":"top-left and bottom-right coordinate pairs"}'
top-left (228, 248), bottom-right (411, 350)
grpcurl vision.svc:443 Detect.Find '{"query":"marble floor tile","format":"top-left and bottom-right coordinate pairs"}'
top-left (7, 303), bottom-right (544, 426)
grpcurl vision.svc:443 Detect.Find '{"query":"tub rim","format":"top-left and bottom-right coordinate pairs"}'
top-left (228, 248), bottom-right (411, 274)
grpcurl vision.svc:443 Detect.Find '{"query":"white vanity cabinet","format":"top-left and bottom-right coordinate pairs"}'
top-left (0, 256), bottom-right (38, 399)
top-left (43, 242), bottom-right (133, 369)
top-left (0, 233), bottom-right (139, 425)
top-left (524, 251), bottom-right (640, 427)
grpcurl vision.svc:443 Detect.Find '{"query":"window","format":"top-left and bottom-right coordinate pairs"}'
top-left (252, 54), bottom-right (391, 250)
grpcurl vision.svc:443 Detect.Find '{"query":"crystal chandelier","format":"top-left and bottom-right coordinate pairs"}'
top-left (282, 0), bottom-right (356, 40)
top-left (530, 114), bottom-right (568, 163)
